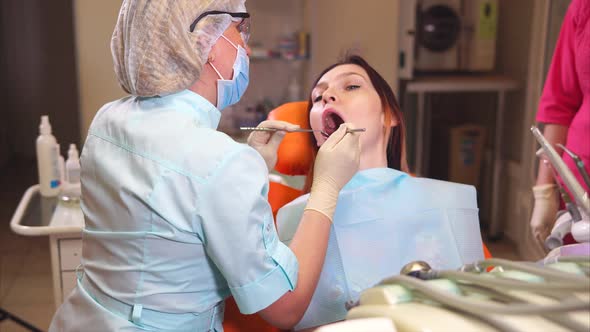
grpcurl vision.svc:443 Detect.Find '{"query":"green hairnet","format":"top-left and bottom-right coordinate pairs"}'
top-left (111, 0), bottom-right (246, 97)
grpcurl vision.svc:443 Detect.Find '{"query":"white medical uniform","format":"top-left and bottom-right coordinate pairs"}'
top-left (50, 90), bottom-right (298, 331)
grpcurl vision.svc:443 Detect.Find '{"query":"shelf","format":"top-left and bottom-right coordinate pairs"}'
top-left (405, 75), bottom-right (519, 93)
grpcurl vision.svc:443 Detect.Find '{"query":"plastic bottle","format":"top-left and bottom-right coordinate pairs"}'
top-left (36, 115), bottom-right (61, 197)
top-left (57, 144), bottom-right (65, 184)
top-left (65, 144), bottom-right (80, 184)
top-left (61, 143), bottom-right (82, 202)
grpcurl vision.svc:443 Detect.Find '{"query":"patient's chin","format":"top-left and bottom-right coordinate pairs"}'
top-left (312, 131), bottom-right (325, 146)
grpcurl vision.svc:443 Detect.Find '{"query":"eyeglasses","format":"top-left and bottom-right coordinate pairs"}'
top-left (190, 11), bottom-right (251, 44)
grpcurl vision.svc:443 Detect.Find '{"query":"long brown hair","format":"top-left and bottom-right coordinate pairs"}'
top-left (304, 54), bottom-right (409, 192)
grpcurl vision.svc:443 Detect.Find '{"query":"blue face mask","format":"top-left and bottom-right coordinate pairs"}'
top-left (209, 35), bottom-right (249, 111)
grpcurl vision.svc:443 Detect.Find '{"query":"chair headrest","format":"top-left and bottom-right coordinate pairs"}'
top-left (268, 101), bottom-right (313, 176)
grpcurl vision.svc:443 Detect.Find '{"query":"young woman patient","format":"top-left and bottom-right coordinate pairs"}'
top-left (276, 55), bottom-right (485, 330)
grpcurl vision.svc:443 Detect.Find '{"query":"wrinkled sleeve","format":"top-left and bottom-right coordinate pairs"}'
top-left (536, 3), bottom-right (583, 126)
top-left (276, 195), bottom-right (309, 245)
top-left (199, 146), bottom-right (298, 314)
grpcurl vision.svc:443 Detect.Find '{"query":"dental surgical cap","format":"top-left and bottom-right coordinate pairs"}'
top-left (111, 0), bottom-right (246, 97)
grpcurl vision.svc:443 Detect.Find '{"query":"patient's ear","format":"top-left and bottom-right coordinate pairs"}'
top-left (382, 108), bottom-right (399, 128)
top-left (208, 41), bottom-right (221, 64)
top-left (389, 115), bottom-right (399, 128)
top-left (207, 49), bottom-right (216, 63)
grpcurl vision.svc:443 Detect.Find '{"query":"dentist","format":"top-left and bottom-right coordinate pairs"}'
top-left (49, 0), bottom-right (360, 331)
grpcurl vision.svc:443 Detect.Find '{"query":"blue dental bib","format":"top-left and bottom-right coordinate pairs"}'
top-left (277, 168), bottom-right (484, 330)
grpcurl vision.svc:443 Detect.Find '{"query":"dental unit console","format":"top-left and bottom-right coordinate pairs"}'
top-left (344, 258), bottom-right (590, 332)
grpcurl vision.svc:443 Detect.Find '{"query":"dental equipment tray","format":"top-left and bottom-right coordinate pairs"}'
top-left (345, 258), bottom-right (590, 332)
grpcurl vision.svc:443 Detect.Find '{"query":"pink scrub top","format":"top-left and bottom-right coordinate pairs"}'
top-left (536, 0), bottom-right (590, 194)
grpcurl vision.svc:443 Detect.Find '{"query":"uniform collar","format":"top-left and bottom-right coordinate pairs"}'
top-left (154, 90), bottom-right (221, 129)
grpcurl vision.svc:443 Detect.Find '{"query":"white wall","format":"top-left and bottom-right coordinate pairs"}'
top-left (497, 0), bottom-right (563, 259)
top-left (72, 0), bottom-right (125, 140)
top-left (308, 0), bottom-right (400, 94)
top-left (490, 0), bottom-right (535, 247)
top-left (513, 0), bottom-right (572, 260)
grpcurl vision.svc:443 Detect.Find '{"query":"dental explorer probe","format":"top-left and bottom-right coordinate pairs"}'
top-left (240, 127), bottom-right (366, 138)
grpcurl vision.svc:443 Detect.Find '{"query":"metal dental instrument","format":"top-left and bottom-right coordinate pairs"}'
top-left (240, 127), bottom-right (366, 138)
top-left (557, 143), bottom-right (590, 190)
top-left (531, 126), bottom-right (590, 216)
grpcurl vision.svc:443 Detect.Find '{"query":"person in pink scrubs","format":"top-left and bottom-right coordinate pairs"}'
top-left (531, 0), bottom-right (589, 249)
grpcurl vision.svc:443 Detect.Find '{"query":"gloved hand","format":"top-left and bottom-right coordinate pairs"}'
top-left (305, 123), bottom-right (361, 222)
top-left (530, 184), bottom-right (559, 249)
top-left (247, 120), bottom-right (300, 171)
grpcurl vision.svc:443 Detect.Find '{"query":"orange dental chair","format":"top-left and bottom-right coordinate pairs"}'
top-left (222, 101), bottom-right (491, 332)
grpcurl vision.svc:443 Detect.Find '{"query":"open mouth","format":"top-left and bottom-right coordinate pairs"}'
top-left (322, 110), bottom-right (345, 137)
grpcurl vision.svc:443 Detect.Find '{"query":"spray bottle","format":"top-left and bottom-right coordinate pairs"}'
top-left (57, 144), bottom-right (65, 184)
top-left (60, 143), bottom-right (82, 202)
top-left (36, 115), bottom-right (61, 197)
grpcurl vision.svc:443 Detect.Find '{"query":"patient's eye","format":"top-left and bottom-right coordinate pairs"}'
top-left (313, 94), bottom-right (322, 102)
top-left (346, 85), bottom-right (360, 91)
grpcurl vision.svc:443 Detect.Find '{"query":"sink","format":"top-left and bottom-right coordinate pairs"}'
top-left (10, 185), bottom-right (84, 236)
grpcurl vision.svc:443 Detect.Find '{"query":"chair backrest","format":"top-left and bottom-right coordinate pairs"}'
top-left (267, 101), bottom-right (314, 176)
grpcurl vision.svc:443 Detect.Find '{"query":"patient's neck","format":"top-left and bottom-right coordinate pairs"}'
top-left (359, 142), bottom-right (388, 170)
